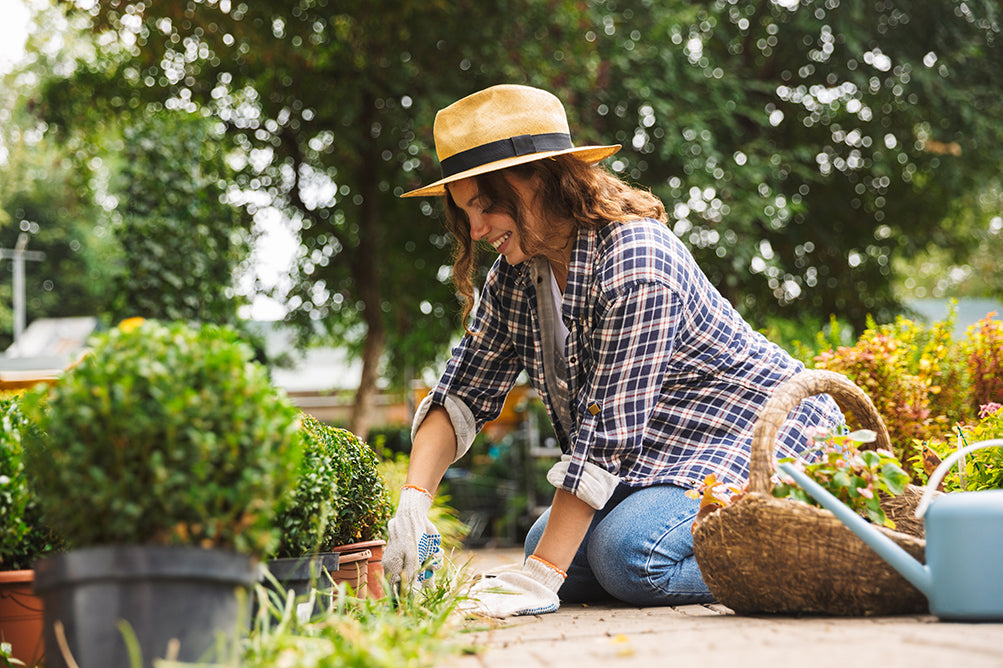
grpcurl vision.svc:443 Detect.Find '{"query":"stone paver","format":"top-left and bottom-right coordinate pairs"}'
top-left (445, 548), bottom-right (1003, 668)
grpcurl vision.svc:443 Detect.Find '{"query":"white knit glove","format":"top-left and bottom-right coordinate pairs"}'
top-left (383, 486), bottom-right (443, 591)
top-left (460, 556), bottom-right (565, 618)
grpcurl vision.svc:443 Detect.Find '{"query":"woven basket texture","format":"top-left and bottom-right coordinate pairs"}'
top-left (692, 369), bottom-right (929, 616)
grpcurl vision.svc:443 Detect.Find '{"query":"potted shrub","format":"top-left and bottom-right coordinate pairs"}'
top-left (0, 395), bottom-right (62, 668)
top-left (316, 418), bottom-right (392, 599)
top-left (267, 415), bottom-right (392, 602)
top-left (20, 319), bottom-right (302, 668)
top-left (264, 413), bottom-right (347, 610)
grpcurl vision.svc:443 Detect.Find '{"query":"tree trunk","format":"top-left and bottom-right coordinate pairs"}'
top-left (348, 90), bottom-right (385, 440)
top-left (350, 305), bottom-right (385, 440)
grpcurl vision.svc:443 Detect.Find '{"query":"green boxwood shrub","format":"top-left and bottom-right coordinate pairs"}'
top-left (0, 395), bottom-right (61, 570)
top-left (21, 319), bottom-right (303, 558)
top-left (0, 396), bottom-right (31, 567)
top-left (273, 415), bottom-right (391, 558)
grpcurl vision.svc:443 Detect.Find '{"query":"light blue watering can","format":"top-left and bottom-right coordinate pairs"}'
top-left (778, 439), bottom-right (1003, 621)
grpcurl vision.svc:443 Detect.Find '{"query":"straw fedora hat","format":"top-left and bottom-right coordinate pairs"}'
top-left (401, 84), bottom-right (621, 198)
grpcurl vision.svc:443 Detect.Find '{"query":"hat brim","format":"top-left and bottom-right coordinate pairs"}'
top-left (400, 144), bottom-right (622, 198)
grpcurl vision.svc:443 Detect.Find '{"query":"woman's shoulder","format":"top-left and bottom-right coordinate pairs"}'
top-left (592, 218), bottom-right (693, 285)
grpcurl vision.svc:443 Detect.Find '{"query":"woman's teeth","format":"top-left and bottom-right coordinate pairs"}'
top-left (491, 232), bottom-right (511, 251)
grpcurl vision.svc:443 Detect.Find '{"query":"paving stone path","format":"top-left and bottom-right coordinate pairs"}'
top-left (444, 547), bottom-right (1003, 668)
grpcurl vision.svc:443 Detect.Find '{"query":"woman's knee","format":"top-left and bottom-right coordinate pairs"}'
top-left (589, 526), bottom-right (711, 605)
top-left (586, 489), bottom-right (714, 605)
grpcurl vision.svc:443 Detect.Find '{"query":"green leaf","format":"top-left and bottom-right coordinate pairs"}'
top-left (832, 471), bottom-right (853, 489)
top-left (860, 450), bottom-right (881, 467)
top-left (880, 463), bottom-right (911, 496)
top-left (847, 429), bottom-right (878, 444)
top-left (865, 504), bottom-right (893, 529)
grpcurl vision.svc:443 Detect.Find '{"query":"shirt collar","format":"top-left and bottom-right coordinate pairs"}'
top-left (513, 225), bottom-right (599, 316)
top-left (563, 226), bottom-right (599, 320)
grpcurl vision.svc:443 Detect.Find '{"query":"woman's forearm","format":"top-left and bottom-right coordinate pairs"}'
top-left (531, 488), bottom-right (595, 571)
top-left (406, 406), bottom-right (457, 494)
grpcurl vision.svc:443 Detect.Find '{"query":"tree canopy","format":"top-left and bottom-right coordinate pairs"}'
top-left (7, 0), bottom-right (1002, 434)
top-left (587, 0), bottom-right (1002, 325)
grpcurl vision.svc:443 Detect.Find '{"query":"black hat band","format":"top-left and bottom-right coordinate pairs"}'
top-left (439, 132), bottom-right (573, 179)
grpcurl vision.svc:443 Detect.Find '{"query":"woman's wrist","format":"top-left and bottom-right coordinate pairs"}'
top-left (527, 554), bottom-right (568, 579)
top-left (401, 483), bottom-right (433, 502)
top-left (532, 489), bottom-right (595, 572)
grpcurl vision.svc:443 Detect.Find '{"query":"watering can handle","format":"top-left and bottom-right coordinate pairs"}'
top-left (916, 438), bottom-right (1003, 519)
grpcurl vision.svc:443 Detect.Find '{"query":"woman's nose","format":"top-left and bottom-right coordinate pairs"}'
top-left (469, 215), bottom-right (489, 240)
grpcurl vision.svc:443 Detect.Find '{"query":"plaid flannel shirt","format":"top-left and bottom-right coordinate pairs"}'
top-left (426, 218), bottom-right (842, 499)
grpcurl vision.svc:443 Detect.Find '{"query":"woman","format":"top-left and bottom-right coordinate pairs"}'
top-left (383, 84), bottom-right (843, 617)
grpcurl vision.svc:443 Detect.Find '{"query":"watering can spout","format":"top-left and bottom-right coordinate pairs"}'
top-left (776, 462), bottom-right (933, 597)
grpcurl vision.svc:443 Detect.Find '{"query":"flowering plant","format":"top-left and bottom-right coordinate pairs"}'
top-left (773, 428), bottom-right (911, 528)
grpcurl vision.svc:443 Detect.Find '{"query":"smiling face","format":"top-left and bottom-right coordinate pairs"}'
top-left (447, 174), bottom-right (543, 266)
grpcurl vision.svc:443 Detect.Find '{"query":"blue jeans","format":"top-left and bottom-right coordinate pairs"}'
top-left (524, 484), bottom-right (715, 606)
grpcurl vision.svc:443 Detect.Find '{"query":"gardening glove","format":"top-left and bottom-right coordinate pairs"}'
top-left (384, 485), bottom-right (444, 591)
top-left (460, 555), bottom-right (565, 618)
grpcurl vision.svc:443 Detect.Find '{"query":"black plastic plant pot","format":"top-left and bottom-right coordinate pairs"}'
top-left (33, 545), bottom-right (257, 668)
top-left (262, 552), bottom-right (340, 618)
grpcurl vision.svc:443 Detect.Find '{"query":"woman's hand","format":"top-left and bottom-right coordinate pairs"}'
top-left (386, 407), bottom-right (456, 591)
top-left (383, 486), bottom-right (443, 591)
top-left (461, 556), bottom-right (566, 617)
top-left (461, 489), bottom-right (594, 617)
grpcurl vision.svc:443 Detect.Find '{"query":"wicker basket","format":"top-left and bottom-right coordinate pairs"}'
top-left (691, 369), bottom-right (929, 616)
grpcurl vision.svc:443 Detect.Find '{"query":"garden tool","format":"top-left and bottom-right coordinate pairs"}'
top-left (778, 439), bottom-right (1003, 621)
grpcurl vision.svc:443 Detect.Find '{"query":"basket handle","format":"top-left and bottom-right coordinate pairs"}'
top-left (748, 369), bottom-right (892, 494)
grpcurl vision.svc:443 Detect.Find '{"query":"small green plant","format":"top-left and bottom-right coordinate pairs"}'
top-left (0, 395), bottom-right (61, 570)
top-left (272, 415), bottom-right (343, 558)
top-left (20, 319), bottom-right (302, 558)
top-left (773, 428), bottom-right (911, 529)
top-left (240, 557), bottom-right (471, 667)
top-left (919, 403), bottom-right (1003, 492)
top-left (273, 415), bottom-right (391, 558)
top-left (0, 396), bottom-right (31, 568)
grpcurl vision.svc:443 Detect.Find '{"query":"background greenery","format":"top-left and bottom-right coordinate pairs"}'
top-left (0, 0), bottom-right (1000, 440)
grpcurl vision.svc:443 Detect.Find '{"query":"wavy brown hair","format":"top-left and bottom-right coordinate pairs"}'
top-left (444, 154), bottom-right (667, 329)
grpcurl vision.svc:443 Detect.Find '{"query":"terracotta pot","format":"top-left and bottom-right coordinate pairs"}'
top-left (330, 549), bottom-right (370, 597)
top-left (0, 569), bottom-right (45, 667)
top-left (329, 540), bottom-right (386, 598)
